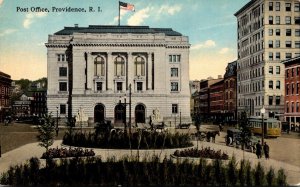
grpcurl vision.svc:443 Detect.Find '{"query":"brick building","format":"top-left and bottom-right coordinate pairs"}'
top-left (224, 61), bottom-right (237, 121)
top-left (282, 56), bottom-right (300, 131)
top-left (0, 71), bottom-right (12, 122)
top-left (209, 79), bottom-right (224, 122)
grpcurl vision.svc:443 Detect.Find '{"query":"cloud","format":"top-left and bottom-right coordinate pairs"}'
top-left (0, 29), bottom-right (17, 37)
top-left (219, 47), bottom-right (230, 54)
top-left (191, 40), bottom-right (216, 50)
top-left (198, 22), bottom-right (235, 31)
top-left (23, 12), bottom-right (47, 29)
top-left (158, 5), bottom-right (181, 15)
top-left (0, 0), bottom-right (3, 7)
top-left (128, 7), bottom-right (151, 25)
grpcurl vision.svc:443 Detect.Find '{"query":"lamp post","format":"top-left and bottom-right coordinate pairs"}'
top-left (56, 106), bottom-right (59, 136)
top-left (260, 106), bottom-right (265, 145)
top-left (119, 84), bottom-right (132, 135)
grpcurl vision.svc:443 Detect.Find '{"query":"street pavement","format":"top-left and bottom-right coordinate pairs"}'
top-left (0, 134), bottom-right (299, 186)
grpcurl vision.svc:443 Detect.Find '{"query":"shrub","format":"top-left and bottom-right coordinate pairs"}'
top-left (41, 147), bottom-right (95, 159)
top-left (63, 131), bottom-right (193, 149)
top-left (277, 168), bottom-right (287, 186)
top-left (173, 147), bottom-right (229, 160)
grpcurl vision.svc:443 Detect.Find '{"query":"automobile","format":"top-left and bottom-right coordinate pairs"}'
top-left (225, 128), bottom-right (242, 146)
top-left (225, 128), bottom-right (259, 152)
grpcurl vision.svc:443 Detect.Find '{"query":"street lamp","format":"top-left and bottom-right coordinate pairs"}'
top-left (118, 84), bottom-right (132, 135)
top-left (260, 106), bottom-right (265, 145)
top-left (56, 106), bottom-right (59, 136)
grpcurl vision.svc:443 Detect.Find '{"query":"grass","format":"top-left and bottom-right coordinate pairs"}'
top-left (0, 123), bottom-right (65, 154)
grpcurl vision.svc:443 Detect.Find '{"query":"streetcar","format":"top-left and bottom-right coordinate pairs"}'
top-left (248, 117), bottom-right (281, 138)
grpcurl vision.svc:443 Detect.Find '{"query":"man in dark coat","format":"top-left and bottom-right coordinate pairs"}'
top-left (263, 142), bottom-right (270, 159)
top-left (256, 140), bottom-right (262, 159)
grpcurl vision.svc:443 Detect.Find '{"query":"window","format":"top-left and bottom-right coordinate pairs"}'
top-left (275, 52), bottom-right (280, 60)
top-left (286, 29), bottom-right (291, 36)
top-left (297, 102), bottom-right (299, 112)
top-left (292, 83), bottom-right (295, 94)
top-left (59, 67), bottom-right (67, 77)
top-left (269, 2), bottom-right (273, 11)
top-left (295, 41), bottom-right (300, 48)
top-left (276, 96), bottom-right (280, 105)
top-left (286, 53), bottom-right (292, 59)
top-left (59, 82), bottom-right (67, 91)
top-left (275, 40), bottom-right (280, 48)
top-left (276, 66), bottom-right (280, 74)
top-left (268, 40), bottom-right (273, 48)
top-left (275, 2), bottom-right (280, 11)
top-left (269, 16), bottom-right (273, 24)
top-left (295, 17), bottom-right (300, 24)
top-left (292, 68), bottom-right (295, 77)
top-left (117, 82), bottom-right (122, 91)
top-left (286, 69), bottom-right (289, 78)
top-left (286, 84), bottom-right (289, 95)
top-left (137, 82), bottom-right (143, 91)
top-left (134, 56), bottom-right (145, 76)
top-left (269, 80), bottom-right (273, 89)
top-left (269, 96), bottom-right (273, 105)
top-left (169, 55), bottom-right (181, 63)
top-left (296, 3), bottom-right (300, 12)
top-left (276, 29), bottom-right (280, 36)
top-left (298, 68), bottom-right (300, 76)
top-left (276, 16), bottom-right (280, 24)
top-left (96, 82), bottom-right (102, 91)
top-left (276, 80), bottom-right (280, 89)
top-left (296, 29), bottom-right (300, 36)
top-left (172, 104), bottom-right (178, 114)
top-left (297, 83), bottom-right (300, 94)
top-left (286, 3), bottom-right (291, 11)
top-left (57, 54), bottom-right (66, 62)
top-left (60, 104), bottom-right (66, 114)
top-left (269, 29), bottom-right (273, 36)
top-left (269, 66), bottom-right (273, 74)
top-left (285, 16), bottom-right (291, 24)
top-left (171, 68), bottom-right (178, 77)
top-left (286, 103), bottom-right (289, 113)
top-left (94, 56), bottom-right (105, 76)
top-left (269, 52), bottom-right (273, 60)
top-left (292, 102), bottom-right (294, 112)
top-left (171, 82), bottom-right (178, 91)
top-left (286, 41), bottom-right (292, 48)
top-left (114, 56), bottom-right (125, 76)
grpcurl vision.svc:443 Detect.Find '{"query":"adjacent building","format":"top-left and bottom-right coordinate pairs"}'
top-left (46, 25), bottom-right (191, 126)
top-left (209, 79), bottom-right (224, 122)
top-left (224, 61), bottom-right (237, 121)
top-left (0, 71), bottom-right (12, 122)
top-left (235, 0), bottom-right (300, 119)
top-left (282, 56), bottom-right (300, 130)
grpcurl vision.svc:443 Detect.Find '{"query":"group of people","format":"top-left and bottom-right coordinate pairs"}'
top-left (255, 140), bottom-right (270, 159)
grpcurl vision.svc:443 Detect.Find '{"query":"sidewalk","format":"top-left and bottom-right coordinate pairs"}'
top-left (0, 140), bottom-right (299, 186)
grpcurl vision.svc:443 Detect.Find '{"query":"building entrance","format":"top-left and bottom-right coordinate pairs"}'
top-left (94, 104), bottom-right (105, 123)
top-left (135, 104), bottom-right (145, 123)
top-left (115, 104), bottom-right (125, 125)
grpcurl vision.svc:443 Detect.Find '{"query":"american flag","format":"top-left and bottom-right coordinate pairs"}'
top-left (119, 1), bottom-right (135, 11)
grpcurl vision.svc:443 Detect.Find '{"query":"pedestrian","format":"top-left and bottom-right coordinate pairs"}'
top-left (256, 140), bottom-right (262, 159)
top-left (263, 142), bottom-right (270, 159)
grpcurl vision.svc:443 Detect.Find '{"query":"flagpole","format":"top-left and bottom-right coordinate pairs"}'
top-left (118, 1), bottom-right (120, 26)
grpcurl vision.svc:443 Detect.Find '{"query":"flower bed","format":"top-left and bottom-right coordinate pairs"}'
top-left (173, 147), bottom-right (229, 160)
top-left (41, 147), bottom-right (95, 159)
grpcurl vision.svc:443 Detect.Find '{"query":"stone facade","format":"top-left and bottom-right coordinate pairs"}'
top-left (46, 25), bottom-right (191, 127)
top-left (0, 71), bottom-right (12, 122)
top-left (235, 0), bottom-right (300, 118)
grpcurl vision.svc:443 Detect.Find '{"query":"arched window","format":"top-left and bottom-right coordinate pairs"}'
top-left (114, 56), bottom-right (125, 76)
top-left (134, 56), bottom-right (145, 76)
top-left (94, 56), bottom-right (105, 76)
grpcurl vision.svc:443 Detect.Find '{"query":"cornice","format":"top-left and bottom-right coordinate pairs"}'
top-left (70, 43), bottom-right (190, 48)
top-left (45, 43), bottom-right (70, 48)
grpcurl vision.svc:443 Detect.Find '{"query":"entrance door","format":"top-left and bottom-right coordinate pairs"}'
top-left (115, 104), bottom-right (125, 124)
top-left (135, 104), bottom-right (145, 123)
top-left (94, 104), bottom-right (105, 123)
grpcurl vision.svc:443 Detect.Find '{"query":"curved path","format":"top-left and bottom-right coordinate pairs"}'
top-left (0, 139), bottom-right (299, 186)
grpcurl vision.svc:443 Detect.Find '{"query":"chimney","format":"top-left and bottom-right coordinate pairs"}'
top-left (74, 24), bottom-right (78, 28)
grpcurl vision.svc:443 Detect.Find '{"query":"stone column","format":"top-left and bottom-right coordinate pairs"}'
top-left (148, 52), bottom-right (152, 90)
top-left (87, 53), bottom-right (94, 90)
top-left (127, 52), bottom-right (134, 90)
top-left (107, 52), bottom-right (114, 91)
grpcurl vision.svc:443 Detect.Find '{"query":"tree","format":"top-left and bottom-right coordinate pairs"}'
top-left (36, 114), bottom-right (55, 151)
top-left (239, 111), bottom-right (252, 150)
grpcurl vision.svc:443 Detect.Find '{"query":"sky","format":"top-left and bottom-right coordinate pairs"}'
top-left (0, 0), bottom-right (249, 81)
